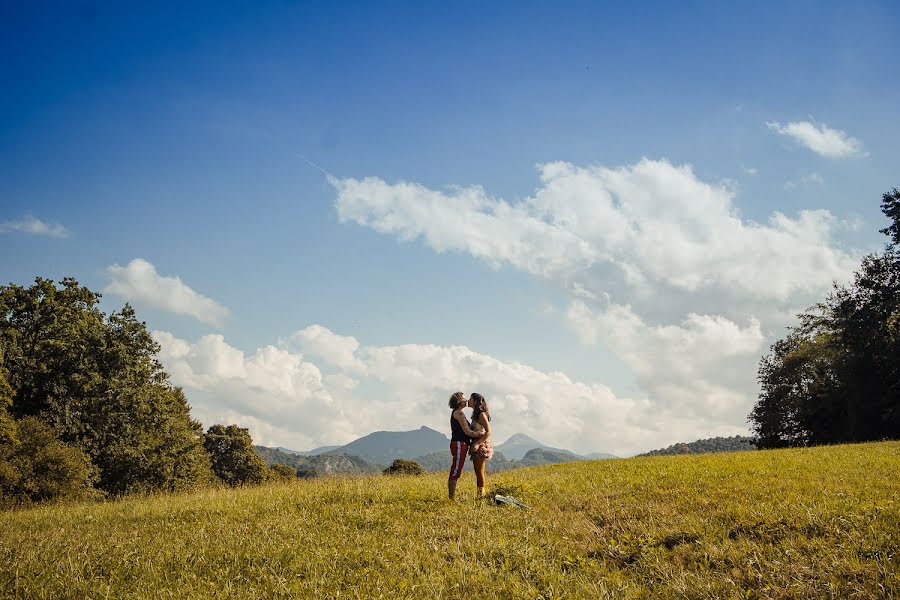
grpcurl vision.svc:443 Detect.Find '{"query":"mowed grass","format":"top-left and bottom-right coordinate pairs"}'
top-left (1, 442), bottom-right (898, 599)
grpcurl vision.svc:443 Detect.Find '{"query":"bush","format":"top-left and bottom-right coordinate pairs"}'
top-left (0, 417), bottom-right (97, 506)
top-left (268, 464), bottom-right (297, 481)
top-left (382, 459), bottom-right (424, 476)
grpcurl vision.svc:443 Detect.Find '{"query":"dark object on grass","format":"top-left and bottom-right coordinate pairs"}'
top-left (382, 459), bottom-right (424, 476)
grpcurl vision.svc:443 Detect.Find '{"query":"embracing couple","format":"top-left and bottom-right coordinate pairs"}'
top-left (447, 391), bottom-right (494, 500)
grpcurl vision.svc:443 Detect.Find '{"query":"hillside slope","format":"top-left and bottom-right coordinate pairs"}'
top-left (2, 442), bottom-right (897, 598)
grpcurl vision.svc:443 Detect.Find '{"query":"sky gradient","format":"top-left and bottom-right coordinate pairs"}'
top-left (2, 1), bottom-right (899, 455)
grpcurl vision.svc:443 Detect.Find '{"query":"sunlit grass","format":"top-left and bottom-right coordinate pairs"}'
top-left (1, 442), bottom-right (898, 598)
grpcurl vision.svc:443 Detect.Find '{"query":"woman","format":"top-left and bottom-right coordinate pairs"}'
top-left (448, 391), bottom-right (483, 500)
top-left (467, 392), bottom-right (493, 499)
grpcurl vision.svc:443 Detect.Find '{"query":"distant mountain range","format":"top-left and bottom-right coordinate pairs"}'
top-left (260, 427), bottom-right (616, 476)
top-left (638, 435), bottom-right (758, 457)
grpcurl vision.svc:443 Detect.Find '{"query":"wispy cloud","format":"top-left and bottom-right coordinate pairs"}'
top-left (105, 258), bottom-right (230, 327)
top-left (766, 120), bottom-right (865, 158)
top-left (0, 216), bottom-right (69, 238)
top-left (784, 172), bottom-right (824, 190)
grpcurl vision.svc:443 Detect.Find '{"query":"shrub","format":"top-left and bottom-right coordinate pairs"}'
top-left (0, 417), bottom-right (97, 506)
top-left (268, 464), bottom-right (297, 481)
top-left (382, 459), bottom-right (424, 476)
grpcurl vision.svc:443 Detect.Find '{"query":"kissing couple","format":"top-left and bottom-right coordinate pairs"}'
top-left (447, 391), bottom-right (494, 500)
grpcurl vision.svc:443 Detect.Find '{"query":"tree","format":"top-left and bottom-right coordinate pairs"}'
top-left (750, 190), bottom-right (900, 447)
top-left (0, 278), bottom-right (213, 494)
top-left (203, 425), bottom-right (268, 487)
top-left (880, 188), bottom-right (900, 247)
top-left (0, 417), bottom-right (96, 505)
top-left (268, 463), bottom-right (297, 481)
top-left (382, 459), bottom-right (424, 476)
top-left (0, 351), bottom-right (16, 446)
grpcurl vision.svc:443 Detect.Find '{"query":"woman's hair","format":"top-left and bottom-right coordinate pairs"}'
top-left (470, 393), bottom-right (490, 422)
top-left (448, 391), bottom-right (466, 409)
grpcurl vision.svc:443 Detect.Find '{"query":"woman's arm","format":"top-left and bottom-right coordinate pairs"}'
top-left (453, 410), bottom-right (482, 438)
top-left (475, 413), bottom-right (491, 440)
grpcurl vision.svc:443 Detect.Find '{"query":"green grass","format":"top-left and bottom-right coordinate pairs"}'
top-left (1, 442), bottom-right (898, 599)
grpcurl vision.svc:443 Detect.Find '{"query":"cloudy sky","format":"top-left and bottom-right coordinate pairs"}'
top-left (2, 2), bottom-right (899, 455)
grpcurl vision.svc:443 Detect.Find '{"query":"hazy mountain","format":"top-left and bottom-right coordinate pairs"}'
top-left (255, 446), bottom-right (380, 477)
top-left (638, 435), bottom-right (758, 457)
top-left (277, 445), bottom-right (340, 456)
top-left (323, 426), bottom-right (449, 466)
top-left (584, 452), bottom-right (618, 460)
top-left (495, 433), bottom-right (583, 460)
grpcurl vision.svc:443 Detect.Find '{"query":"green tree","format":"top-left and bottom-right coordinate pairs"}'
top-left (0, 351), bottom-right (16, 446)
top-left (880, 188), bottom-right (900, 247)
top-left (0, 278), bottom-right (213, 494)
top-left (751, 190), bottom-right (900, 447)
top-left (203, 425), bottom-right (268, 487)
top-left (0, 417), bottom-right (96, 505)
top-left (268, 463), bottom-right (297, 481)
top-left (382, 459), bottom-right (424, 476)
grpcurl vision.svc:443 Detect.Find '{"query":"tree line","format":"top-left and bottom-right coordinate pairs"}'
top-left (0, 279), bottom-right (286, 507)
top-left (750, 189), bottom-right (900, 447)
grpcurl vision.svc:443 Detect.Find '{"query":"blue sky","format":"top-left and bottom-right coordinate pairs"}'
top-left (2, 1), bottom-right (898, 455)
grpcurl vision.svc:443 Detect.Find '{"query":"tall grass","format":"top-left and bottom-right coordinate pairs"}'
top-left (1, 442), bottom-right (897, 598)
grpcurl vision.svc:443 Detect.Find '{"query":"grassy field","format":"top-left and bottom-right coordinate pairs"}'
top-left (1, 442), bottom-right (897, 599)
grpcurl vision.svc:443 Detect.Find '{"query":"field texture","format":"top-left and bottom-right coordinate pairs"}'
top-left (1, 442), bottom-right (897, 598)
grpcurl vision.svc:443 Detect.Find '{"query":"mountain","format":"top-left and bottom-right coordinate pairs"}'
top-left (495, 433), bottom-right (583, 460)
top-left (638, 435), bottom-right (758, 457)
top-left (255, 446), bottom-right (380, 477)
top-left (323, 426), bottom-right (449, 466)
top-left (277, 445), bottom-right (340, 456)
top-left (584, 452), bottom-right (618, 460)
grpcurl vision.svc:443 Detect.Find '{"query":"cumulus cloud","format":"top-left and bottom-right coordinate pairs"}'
top-left (0, 216), bottom-right (69, 238)
top-left (766, 120), bottom-right (865, 158)
top-left (153, 327), bottom-right (742, 456)
top-left (565, 301), bottom-right (763, 420)
top-left (332, 159), bottom-right (856, 304)
top-left (105, 258), bottom-right (230, 327)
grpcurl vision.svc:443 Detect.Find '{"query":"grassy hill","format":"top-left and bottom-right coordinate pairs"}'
top-left (1, 441), bottom-right (897, 598)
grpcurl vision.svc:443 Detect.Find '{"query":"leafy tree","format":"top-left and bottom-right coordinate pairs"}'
top-left (0, 417), bottom-right (96, 505)
top-left (204, 425), bottom-right (268, 487)
top-left (880, 188), bottom-right (900, 247)
top-left (382, 459), bottom-right (424, 475)
top-left (751, 190), bottom-right (900, 447)
top-left (268, 463), bottom-right (297, 481)
top-left (0, 352), bottom-right (16, 446)
top-left (0, 278), bottom-right (213, 494)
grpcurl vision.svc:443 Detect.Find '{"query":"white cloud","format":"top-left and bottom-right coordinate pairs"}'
top-left (766, 120), bottom-right (865, 158)
top-left (565, 301), bottom-right (763, 419)
top-left (333, 159), bottom-right (856, 304)
top-left (105, 258), bottom-right (230, 327)
top-left (743, 166), bottom-right (758, 176)
top-left (290, 325), bottom-right (366, 372)
top-left (0, 216), bottom-right (69, 238)
top-left (153, 326), bottom-right (743, 457)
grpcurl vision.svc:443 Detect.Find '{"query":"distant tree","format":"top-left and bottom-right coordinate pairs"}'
top-left (204, 425), bottom-right (268, 486)
top-left (0, 417), bottom-right (96, 505)
top-left (382, 459), bottom-right (424, 476)
top-left (0, 278), bottom-right (213, 494)
top-left (268, 463), bottom-right (297, 481)
top-left (750, 190), bottom-right (900, 447)
top-left (880, 188), bottom-right (900, 247)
